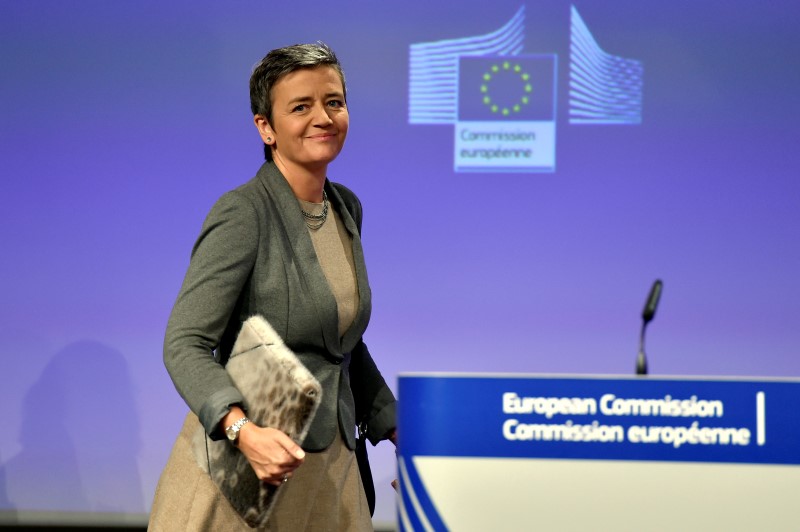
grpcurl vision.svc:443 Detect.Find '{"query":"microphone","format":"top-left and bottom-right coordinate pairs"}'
top-left (636, 279), bottom-right (663, 375)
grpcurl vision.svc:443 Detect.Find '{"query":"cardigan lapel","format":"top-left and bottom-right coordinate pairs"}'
top-left (256, 163), bottom-right (343, 357)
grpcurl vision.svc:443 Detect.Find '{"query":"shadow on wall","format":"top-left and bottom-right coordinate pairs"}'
top-left (0, 449), bottom-right (13, 523)
top-left (1, 340), bottom-right (144, 516)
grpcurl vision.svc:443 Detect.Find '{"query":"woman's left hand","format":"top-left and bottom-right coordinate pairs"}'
top-left (237, 423), bottom-right (305, 486)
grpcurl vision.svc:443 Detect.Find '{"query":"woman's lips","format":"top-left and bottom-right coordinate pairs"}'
top-left (308, 132), bottom-right (337, 140)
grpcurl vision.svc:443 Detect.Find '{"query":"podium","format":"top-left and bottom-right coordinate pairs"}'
top-left (396, 374), bottom-right (800, 531)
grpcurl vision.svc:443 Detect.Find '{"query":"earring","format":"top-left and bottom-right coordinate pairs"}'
top-left (266, 137), bottom-right (272, 142)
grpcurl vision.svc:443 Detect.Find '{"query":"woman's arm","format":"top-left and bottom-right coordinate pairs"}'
top-left (164, 189), bottom-right (259, 439)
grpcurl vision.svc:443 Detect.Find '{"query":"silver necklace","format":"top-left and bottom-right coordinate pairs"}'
top-left (300, 190), bottom-right (328, 229)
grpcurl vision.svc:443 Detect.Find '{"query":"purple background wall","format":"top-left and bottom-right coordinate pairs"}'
top-left (1, 0), bottom-right (798, 525)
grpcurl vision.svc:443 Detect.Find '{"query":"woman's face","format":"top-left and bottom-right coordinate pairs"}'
top-left (256, 66), bottom-right (349, 175)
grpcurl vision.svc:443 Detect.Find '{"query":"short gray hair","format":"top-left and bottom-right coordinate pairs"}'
top-left (249, 42), bottom-right (347, 161)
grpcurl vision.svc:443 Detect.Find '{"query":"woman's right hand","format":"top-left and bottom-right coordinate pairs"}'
top-left (236, 423), bottom-right (306, 486)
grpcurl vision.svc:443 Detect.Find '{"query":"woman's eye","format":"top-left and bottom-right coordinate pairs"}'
top-left (293, 104), bottom-right (307, 112)
top-left (328, 100), bottom-right (344, 108)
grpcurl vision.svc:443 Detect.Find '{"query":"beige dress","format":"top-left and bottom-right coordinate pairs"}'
top-left (149, 205), bottom-right (373, 531)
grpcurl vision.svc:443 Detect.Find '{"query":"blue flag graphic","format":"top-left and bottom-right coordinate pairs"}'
top-left (458, 55), bottom-right (556, 121)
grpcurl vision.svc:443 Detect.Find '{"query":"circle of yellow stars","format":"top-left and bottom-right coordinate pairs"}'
top-left (481, 61), bottom-right (532, 116)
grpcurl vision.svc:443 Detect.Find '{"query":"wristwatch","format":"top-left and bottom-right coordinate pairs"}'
top-left (225, 416), bottom-right (251, 445)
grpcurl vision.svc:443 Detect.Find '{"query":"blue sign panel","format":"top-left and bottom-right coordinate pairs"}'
top-left (398, 375), bottom-right (800, 465)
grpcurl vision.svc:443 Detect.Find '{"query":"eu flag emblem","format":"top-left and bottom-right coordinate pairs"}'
top-left (458, 55), bottom-right (556, 122)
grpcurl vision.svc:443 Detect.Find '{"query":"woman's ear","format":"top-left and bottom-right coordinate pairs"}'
top-left (254, 115), bottom-right (275, 145)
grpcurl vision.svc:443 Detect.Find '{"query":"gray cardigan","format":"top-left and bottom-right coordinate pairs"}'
top-left (163, 161), bottom-right (396, 450)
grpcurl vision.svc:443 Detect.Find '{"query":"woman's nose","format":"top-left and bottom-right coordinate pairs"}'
top-left (311, 103), bottom-right (334, 125)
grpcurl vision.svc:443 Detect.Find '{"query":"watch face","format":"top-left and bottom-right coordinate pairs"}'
top-left (226, 427), bottom-right (236, 441)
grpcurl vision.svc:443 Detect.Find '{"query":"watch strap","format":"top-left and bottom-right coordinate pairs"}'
top-left (226, 416), bottom-right (251, 442)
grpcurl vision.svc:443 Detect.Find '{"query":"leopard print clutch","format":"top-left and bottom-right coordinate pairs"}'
top-left (192, 315), bottom-right (322, 528)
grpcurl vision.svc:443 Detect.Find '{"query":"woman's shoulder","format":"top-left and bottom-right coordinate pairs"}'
top-left (217, 162), bottom-right (280, 206)
top-left (201, 176), bottom-right (267, 230)
top-left (228, 173), bottom-right (267, 202)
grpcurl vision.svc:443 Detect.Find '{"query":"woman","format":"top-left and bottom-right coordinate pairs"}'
top-left (149, 43), bottom-right (397, 531)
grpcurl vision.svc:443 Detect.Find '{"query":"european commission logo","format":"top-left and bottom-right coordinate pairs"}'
top-left (456, 55), bottom-right (556, 172)
top-left (408, 5), bottom-right (643, 173)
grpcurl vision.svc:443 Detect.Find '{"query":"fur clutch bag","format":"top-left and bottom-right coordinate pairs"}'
top-left (192, 315), bottom-right (322, 528)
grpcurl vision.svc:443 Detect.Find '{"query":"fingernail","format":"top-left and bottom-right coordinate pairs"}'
top-left (297, 450), bottom-right (305, 459)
